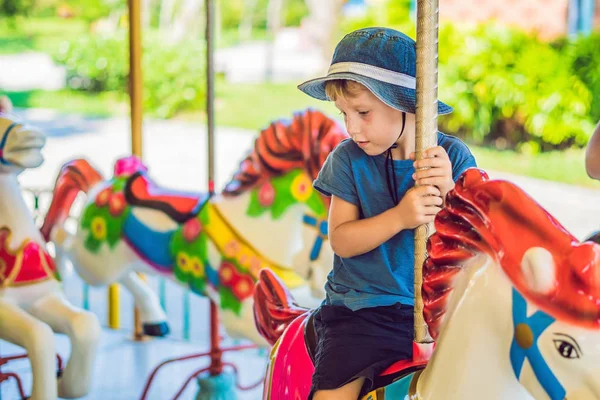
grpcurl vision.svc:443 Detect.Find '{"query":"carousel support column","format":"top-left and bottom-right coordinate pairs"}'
top-left (128, 0), bottom-right (146, 341)
top-left (196, 0), bottom-right (237, 398)
top-left (413, 0), bottom-right (438, 355)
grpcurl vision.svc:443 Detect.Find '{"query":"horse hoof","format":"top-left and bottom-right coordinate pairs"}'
top-left (143, 322), bottom-right (170, 337)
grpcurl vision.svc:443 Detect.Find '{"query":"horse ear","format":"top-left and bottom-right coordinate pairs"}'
top-left (520, 247), bottom-right (556, 295)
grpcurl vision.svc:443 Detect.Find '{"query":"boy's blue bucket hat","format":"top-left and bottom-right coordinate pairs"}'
top-left (298, 27), bottom-right (453, 115)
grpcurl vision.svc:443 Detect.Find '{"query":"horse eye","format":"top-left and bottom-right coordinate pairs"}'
top-left (553, 339), bottom-right (580, 359)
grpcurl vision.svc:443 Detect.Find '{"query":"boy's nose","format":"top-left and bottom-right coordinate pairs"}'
top-left (346, 116), bottom-right (361, 136)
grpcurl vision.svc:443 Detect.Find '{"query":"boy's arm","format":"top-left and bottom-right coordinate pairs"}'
top-left (586, 122), bottom-right (600, 180)
top-left (328, 185), bottom-right (442, 258)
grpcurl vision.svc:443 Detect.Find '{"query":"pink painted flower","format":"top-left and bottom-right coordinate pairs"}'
top-left (114, 155), bottom-right (148, 177)
top-left (224, 240), bottom-right (241, 258)
top-left (182, 218), bottom-right (202, 242)
top-left (258, 182), bottom-right (275, 207)
top-left (250, 257), bottom-right (262, 273)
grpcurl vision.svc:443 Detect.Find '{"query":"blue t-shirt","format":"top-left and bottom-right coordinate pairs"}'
top-left (313, 132), bottom-right (477, 311)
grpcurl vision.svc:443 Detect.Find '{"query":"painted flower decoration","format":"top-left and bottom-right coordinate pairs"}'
top-left (258, 182), bottom-right (275, 207)
top-left (95, 188), bottom-right (112, 207)
top-left (189, 256), bottom-right (205, 278)
top-left (182, 218), bottom-right (203, 243)
top-left (95, 186), bottom-right (127, 217)
top-left (224, 240), bottom-right (241, 258)
top-left (232, 275), bottom-right (254, 300)
top-left (249, 257), bottom-right (262, 275)
top-left (108, 192), bottom-right (126, 217)
top-left (114, 155), bottom-right (148, 177)
top-left (90, 217), bottom-right (107, 240)
top-left (291, 173), bottom-right (313, 202)
top-left (219, 261), bottom-right (237, 285)
top-left (177, 252), bottom-right (191, 273)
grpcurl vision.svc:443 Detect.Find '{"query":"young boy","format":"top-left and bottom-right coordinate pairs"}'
top-left (297, 27), bottom-right (477, 399)
top-left (586, 121), bottom-right (600, 180)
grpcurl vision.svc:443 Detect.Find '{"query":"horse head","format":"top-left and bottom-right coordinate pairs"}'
top-left (0, 114), bottom-right (46, 174)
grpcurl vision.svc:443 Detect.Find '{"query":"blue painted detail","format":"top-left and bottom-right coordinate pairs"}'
top-left (205, 261), bottom-right (220, 287)
top-left (383, 372), bottom-right (414, 397)
top-left (0, 122), bottom-right (18, 165)
top-left (303, 214), bottom-right (328, 261)
top-left (510, 289), bottom-right (565, 400)
top-left (123, 212), bottom-right (175, 268)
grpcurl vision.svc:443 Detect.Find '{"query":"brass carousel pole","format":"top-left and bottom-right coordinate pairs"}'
top-left (129, 0), bottom-right (146, 340)
top-left (414, 0), bottom-right (439, 346)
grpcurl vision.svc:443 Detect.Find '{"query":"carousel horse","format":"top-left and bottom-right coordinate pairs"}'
top-left (41, 109), bottom-right (344, 346)
top-left (0, 114), bottom-right (100, 400)
top-left (254, 168), bottom-right (600, 399)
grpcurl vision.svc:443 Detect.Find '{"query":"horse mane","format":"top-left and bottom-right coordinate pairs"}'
top-left (423, 168), bottom-right (600, 339)
top-left (222, 108), bottom-right (347, 196)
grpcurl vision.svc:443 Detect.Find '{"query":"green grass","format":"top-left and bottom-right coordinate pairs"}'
top-left (4, 90), bottom-right (128, 116)
top-left (214, 82), bottom-right (340, 129)
top-left (471, 146), bottom-right (600, 188)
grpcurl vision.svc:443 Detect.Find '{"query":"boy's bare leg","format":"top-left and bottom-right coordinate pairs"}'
top-left (313, 377), bottom-right (365, 400)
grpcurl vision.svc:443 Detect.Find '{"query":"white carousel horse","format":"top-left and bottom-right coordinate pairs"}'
top-left (0, 114), bottom-right (100, 400)
top-left (41, 109), bottom-right (343, 346)
top-left (254, 168), bottom-right (600, 399)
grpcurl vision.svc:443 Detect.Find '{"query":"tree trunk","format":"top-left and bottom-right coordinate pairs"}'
top-left (159, 0), bottom-right (177, 35)
top-left (239, 0), bottom-right (259, 41)
top-left (265, 0), bottom-right (284, 81)
top-left (171, 0), bottom-right (204, 42)
top-left (303, 0), bottom-right (345, 61)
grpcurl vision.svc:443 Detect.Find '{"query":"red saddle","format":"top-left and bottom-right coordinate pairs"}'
top-left (124, 172), bottom-right (208, 224)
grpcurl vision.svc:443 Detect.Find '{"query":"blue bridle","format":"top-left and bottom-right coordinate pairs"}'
top-left (0, 122), bottom-right (18, 165)
top-left (510, 288), bottom-right (566, 400)
top-left (302, 214), bottom-right (328, 261)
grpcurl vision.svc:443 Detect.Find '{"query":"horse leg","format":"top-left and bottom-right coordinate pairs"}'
top-left (29, 291), bottom-right (100, 399)
top-left (0, 299), bottom-right (57, 400)
top-left (120, 270), bottom-right (170, 336)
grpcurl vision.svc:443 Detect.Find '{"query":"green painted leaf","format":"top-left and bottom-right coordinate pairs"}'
top-left (84, 234), bottom-right (102, 253)
top-left (306, 191), bottom-right (327, 217)
top-left (271, 195), bottom-right (295, 219)
top-left (174, 267), bottom-right (188, 283)
top-left (80, 203), bottom-right (97, 229)
top-left (199, 207), bottom-right (210, 226)
top-left (219, 286), bottom-right (243, 316)
top-left (112, 178), bottom-right (127, 192)
top-left (190, 277), bottom-right (206, 294)
top-left (246, 189), bottom-right (268, 217)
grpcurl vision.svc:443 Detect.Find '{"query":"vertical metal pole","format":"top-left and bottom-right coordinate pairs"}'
top-left (207, 0), bottom-right (215, 193)
top-left (206, 0), bottom-right (223, 376)
top-left (414, 0), bottom-right (439, 344)
top-left (128, 0), bottom-right (145, 340)
top-left (129, 0), bottom-right (143, 157)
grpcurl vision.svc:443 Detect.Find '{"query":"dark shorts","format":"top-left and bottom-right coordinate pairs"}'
top-left (309, 303), bottom-right (414, 399)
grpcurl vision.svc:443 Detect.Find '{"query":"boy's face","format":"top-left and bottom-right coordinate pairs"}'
top-left (334, 85), bottom-right (409, 156)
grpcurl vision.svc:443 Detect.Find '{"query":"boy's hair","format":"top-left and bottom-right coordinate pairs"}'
top-left (324, 80), bottom-right (368, 102)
